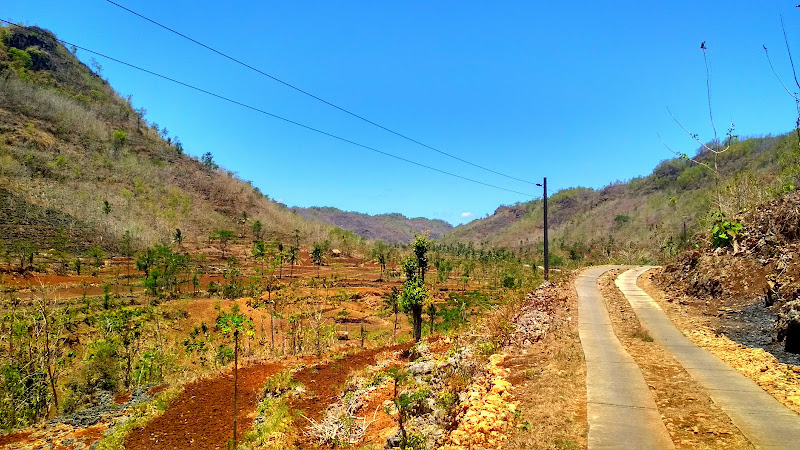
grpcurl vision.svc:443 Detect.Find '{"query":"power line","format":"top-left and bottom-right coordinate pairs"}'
top-left (102, 0), bottom-right (539, 187)
top-left (0, 19), bottom-right (533, 196)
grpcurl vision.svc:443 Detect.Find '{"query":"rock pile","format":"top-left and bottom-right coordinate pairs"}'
top-left (441, 353), bottom-right (519, 450)
top-left (509, 284), bottom-right (558, 347)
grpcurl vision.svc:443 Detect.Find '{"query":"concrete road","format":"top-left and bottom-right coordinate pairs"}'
top-left (577, 266), bottom-right (674, 449)
top-left (617, 267), bottom-right (800, 449)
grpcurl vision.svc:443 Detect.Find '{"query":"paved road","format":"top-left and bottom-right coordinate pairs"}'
top-left (577, 266), bottom-right (674, 449)
top-left (617, 267), bottom-right (800, 449)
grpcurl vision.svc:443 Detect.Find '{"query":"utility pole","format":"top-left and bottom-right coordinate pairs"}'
top-left (537, 178), bottom-right (549, 281)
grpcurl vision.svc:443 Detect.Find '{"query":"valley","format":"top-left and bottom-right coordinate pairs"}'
top-left (2, 11), bottom-right (800, 450)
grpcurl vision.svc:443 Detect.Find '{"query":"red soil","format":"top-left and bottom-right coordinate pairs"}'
top-left (70, 424), bottom-right (107, 444)
top-left (2, 273), bottom-right (101, 287)
top-left (124, 362), bottom-right (283, 450)
top-left (289, 343), bottom-right (411, 423)
top-left (0, 431), bottom-right (31, 446)
top-left (114, 392), bottom-right (132, 405)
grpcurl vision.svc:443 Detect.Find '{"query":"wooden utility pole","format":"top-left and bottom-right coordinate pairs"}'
top-left (538, 178), bottom-right (549, 281)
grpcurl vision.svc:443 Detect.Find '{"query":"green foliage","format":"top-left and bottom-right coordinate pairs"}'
top-left (200, 152), bottom-right (219, 170)
top-left (251, 219), bottom-right (263, 241)
top-left (710, 212), bottom-right (743, 248)
top-left (8, 47), bottom-right (32, 69)
top-left (212, 230), bottom-right (234, 258)
top-left (139, 246), bottom-right (188, 298)
top-left (398, 278), bottom-right (428, 313)
top-left (262, 369), bottom-right (297, 396)
top-left (84, 338), bottom-right (121, 391)
top-left (434, 257), bottom-right (453, 284)
top-left (216, 304), bottom-right (255, 337)
top-left (412, 234), bottom-right (429, 281)
top-left (221, 259), bottom-right (243, 299)
top-left (87, 246), bottom-right (105, 268)
top-left (242, 396), bottom-right (291, 446)
top-left (0, 362), bottom-right (49, 430)
top-left (372, 241), bottom-right (392, 280)
top-left (215, 345), bottom-right (235, 366)
top-left (310, 241), bottom-right (327, 274)
top-left (111, 129), bottom-right (127, 149)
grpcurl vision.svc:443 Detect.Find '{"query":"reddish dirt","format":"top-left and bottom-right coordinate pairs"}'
top-left (147, 385), bottom-right (167, 396)
top-left (355, 381), bottom-right (397, 448)
top-left (1, 272), bottom-right (102, 287)
top-left (289, 343), bottom-right (412, 423)
top-left (0, 431), bottom-right (31, 446)
top-left (124, 362), bottom-right (283, 450)
top-left (114, 392), bottom-right (132, 405)
top-left (70, 424), bottom-right (107, 443)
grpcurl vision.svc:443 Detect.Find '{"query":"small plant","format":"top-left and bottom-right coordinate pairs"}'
top-left (633, 326), bottom-right (654, 342)
top-left (262, 370), bottom-right (297, 396)
top-left (710, 212), bottom-right (743, 248)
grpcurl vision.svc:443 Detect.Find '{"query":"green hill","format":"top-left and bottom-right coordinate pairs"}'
top-left (442, 134), bottom-right (799, 265)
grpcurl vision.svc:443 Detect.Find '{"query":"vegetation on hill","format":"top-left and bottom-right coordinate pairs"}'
top-left (291, 206), bottom-right (454, 244)
top-left (0, 24), bottom-right (336, 261)
top-left (442, 133), bottom-right (800, 265)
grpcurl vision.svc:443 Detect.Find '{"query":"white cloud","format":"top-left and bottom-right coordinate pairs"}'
top-left (460, 212), bottom-right (474, 218)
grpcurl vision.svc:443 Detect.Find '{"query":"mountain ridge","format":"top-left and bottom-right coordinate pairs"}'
top-left (290, 206), bottom-right (453, 244)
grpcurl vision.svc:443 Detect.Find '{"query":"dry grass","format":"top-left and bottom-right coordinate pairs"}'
top-left (503, 273), bottom-right (588, 449)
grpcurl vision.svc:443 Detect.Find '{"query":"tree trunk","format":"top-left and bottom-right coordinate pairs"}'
top-left (270, 305), bottom-right (275, 353)
top-left (412, 304), bottom-right (423, 342)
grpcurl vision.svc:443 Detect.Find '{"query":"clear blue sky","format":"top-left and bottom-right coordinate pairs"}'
top-left (10, 1), bottom-right (800, 224)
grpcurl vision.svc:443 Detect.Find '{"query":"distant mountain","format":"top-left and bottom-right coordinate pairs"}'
top-left (291, 207), bottom-right (453, 244)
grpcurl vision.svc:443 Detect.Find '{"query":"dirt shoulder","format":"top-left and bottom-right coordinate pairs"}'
top-left (503, 274), bottom-right (588, 450)
top-left (598, 269), bottom-right (752, 449)
top-left (641, 269), bottom-right (800, 416)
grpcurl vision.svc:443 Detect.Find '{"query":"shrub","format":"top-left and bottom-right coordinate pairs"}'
top-left (710, 212), bottom-right (743, 248)
top-left (84, 339), bottom-right (121, 391)
top-left (215, 344), bottom-right (235, 366)
top-left (8, 47), bottom-right (32, 69)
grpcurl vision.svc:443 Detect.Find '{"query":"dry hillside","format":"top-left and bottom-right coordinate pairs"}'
top-left (443, 134), bottom-right (800, 266)
top-left (0, 24), bottom-right (332, 257)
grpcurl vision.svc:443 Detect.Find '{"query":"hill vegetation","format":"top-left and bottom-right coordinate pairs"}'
top-left (0, 24), bottom-right (336, 260)
top-left (291, 206), bottom-right (453, 244)
top-left (442, 133), bottom-right (800, 265)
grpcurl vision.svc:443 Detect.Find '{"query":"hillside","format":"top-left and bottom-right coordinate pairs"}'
top-left (442, 134), bottom-right (799, 265)
top-left (656, 189), bottom-right (800, 365)
top-left (290, 206), bottom-right (453, 243)
top-left (0, 24), bottom-right (332, 256)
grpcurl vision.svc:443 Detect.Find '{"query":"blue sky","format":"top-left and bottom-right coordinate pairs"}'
top-left (10, 1), bottom-right (800, 224)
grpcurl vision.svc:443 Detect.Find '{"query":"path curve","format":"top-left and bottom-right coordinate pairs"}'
top-left (577, 266), bottom-right (674, 449)
top-left (617, 267), bottom-right (800, 449)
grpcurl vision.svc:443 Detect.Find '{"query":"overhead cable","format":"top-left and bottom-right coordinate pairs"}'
top-left (0, 20), bottom-right (533, 196)
top-left (102, 0), bottom-right (540, 186)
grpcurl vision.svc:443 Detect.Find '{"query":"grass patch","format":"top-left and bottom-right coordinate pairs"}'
top-left (632, 326), bottom-right (654, 342)
top-left (240, 397), bottom-right (292, 448)
top-left (262, 369), bottom-right (298, 396)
